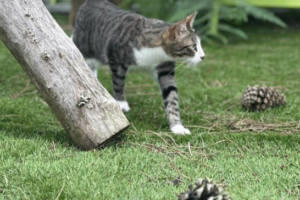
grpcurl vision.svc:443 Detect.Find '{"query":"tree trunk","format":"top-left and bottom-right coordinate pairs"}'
top-left (0, 0), bottom-right (130, 150)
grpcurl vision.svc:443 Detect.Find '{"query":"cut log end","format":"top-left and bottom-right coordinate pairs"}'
top-left (70, 124), bottom-right (130, 150)
top-left (97, 124), bottom-right (130, 149)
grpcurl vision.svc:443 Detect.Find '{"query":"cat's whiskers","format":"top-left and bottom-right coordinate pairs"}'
top-left (176, 60), bottom-right (199, 69)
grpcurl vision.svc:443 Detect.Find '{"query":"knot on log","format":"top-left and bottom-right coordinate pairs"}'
top-left (25, 29), bottom-right (39, 44)
top-left (78, 94), bottom-right (92, 108)
top-left (42, 51), bottom-right (51, 62)
top-left (25, 13), bottom-right (34, 20)
top-left (32, 37), bottom-right (39, 44)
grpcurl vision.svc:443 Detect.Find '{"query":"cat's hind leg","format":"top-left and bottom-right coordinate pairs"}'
top-left (110, 64), bottom-right (130, 112)
top-left (156, 61), bottom-right (190, 135)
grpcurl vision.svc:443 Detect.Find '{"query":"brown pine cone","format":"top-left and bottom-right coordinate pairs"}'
top-left (241, 85), bottom-right (286, 111)
top-left (178, 178), bottom-right (231, 200)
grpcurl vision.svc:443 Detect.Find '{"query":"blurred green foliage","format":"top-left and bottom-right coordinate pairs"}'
top-left (121, 0), bottom-right (287, 44)
top-left (120, 0), bottom-right (177, 20)
top-left (49, 0), bottom-right (287, 44)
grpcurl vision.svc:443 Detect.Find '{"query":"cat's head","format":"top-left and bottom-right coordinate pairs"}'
top-left (162, 13), bottom-right (205, 64)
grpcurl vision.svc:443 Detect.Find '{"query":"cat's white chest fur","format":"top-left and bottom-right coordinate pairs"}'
top-left (133, 47), bottom-right (174, 68)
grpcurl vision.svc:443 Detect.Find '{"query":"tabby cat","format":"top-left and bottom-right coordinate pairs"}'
top-left (72, 0), bottom-right (205, 135)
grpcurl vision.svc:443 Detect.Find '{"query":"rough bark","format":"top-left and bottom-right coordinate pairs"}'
top-left (0, 0), bottom-right (130, 150)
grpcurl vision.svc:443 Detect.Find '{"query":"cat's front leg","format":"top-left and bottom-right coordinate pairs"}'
top-left (110, 64), bottom-right (130, 112)
top-left (156, 62), bottom-right (190, 135)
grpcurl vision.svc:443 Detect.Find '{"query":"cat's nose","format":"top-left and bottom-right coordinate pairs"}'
top-left (201, 56), bottom-right (205, 60)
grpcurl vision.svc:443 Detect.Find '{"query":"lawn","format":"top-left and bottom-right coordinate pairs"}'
top-left (0, 17), bottom-right (300, 199)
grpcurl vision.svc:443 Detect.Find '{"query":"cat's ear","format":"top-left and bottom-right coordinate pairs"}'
top-left (163, 12), bottom-right (197, 41)
top-left (163, 24), bottom-right (181, 41)
top-left (186, 12), bottom-right (197, 31)
top-left (175, 18), bottom-right (189, 37)
top-left (175, 12), bottom-right (197, 35)
top-left (165, 19), bottom-right (188, 40)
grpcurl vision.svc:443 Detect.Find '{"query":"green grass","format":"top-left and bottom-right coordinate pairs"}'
top-left (1, 23), bottom-right (300, 199)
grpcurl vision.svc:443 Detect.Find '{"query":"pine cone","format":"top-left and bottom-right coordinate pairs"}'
top-left (178, 178), bottom-right (231, 200)
top-left (241, 85), bottom-right (286, 111)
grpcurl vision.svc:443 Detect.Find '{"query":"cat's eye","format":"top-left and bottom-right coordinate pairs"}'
top-left (192, 44), bottom-right (197, 51)
top-left (176, 46), bottom-right (189, 51)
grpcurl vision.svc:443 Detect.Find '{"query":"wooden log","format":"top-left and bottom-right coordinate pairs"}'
top-left (0, 0), bottom-right (130, 150)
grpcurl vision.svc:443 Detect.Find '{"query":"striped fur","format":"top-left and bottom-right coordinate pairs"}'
top-left (73, 0), bottom-right (205, 134)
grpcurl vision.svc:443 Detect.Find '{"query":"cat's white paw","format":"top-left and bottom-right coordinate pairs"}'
top-left (117, 101), bottom-right (130, 112)
top-left (171, 124), bottom-right (191, 135)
